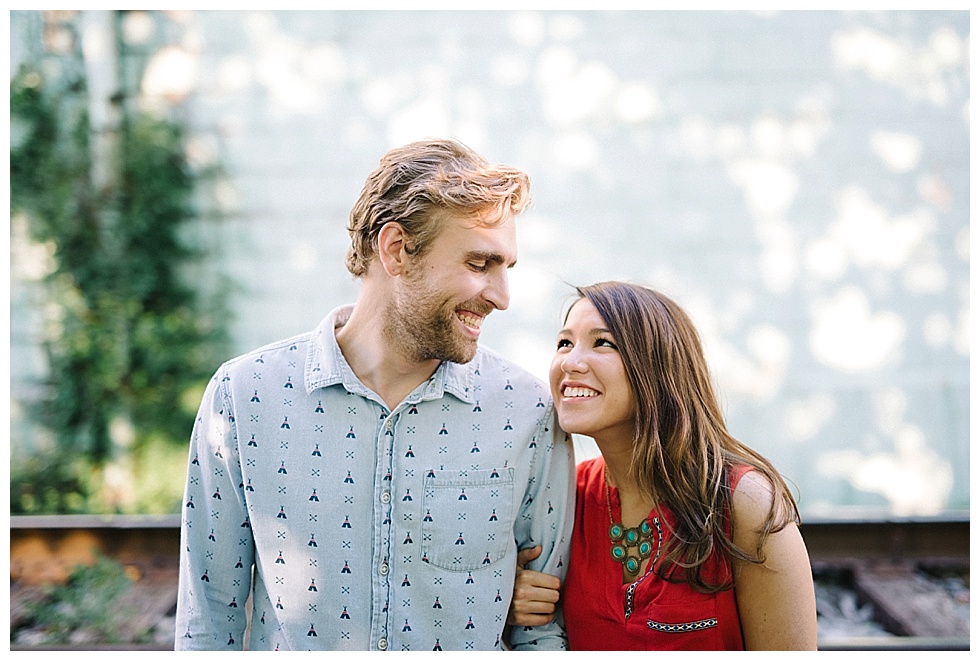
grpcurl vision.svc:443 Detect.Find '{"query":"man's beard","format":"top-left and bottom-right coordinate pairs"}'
top-left (385, 274), bottom-right (485, 365)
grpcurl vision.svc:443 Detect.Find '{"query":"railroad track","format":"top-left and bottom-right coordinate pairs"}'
top-left (10, 514), bottom-right (970, 650)
top-left (802, 515), bottom-right (970, 650)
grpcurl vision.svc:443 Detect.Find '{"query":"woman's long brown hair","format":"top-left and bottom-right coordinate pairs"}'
top-left (575, 281), bottom-right (800, 593)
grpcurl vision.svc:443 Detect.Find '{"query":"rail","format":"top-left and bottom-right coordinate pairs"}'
top-left (10, 514), bottom-right (970, 651)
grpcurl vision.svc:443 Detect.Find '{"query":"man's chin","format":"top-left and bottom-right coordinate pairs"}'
top-left (416, 337), bottom-right (478, 365)
top-left (442, 335), bottom-right (480, 365)
top-left (448, 351), bottom-right (478, 365)
top-left (444, 341), bottom-right (479, 365)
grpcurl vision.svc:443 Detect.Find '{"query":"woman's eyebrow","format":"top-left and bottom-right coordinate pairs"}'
top-left (556, 327), bottom-right (612, 336)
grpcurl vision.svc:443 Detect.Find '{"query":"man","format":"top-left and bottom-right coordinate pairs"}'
top-left (175, 139), bottom-right (574, 651)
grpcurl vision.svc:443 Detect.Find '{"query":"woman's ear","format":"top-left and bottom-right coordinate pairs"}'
top-left (376, 222), bottom-right (409, 276)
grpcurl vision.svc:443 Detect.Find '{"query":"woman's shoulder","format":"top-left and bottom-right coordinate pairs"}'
top-left (575, 456), bottom-right (606, 493)
top-left (728, 463), bottom-right (754, 490)
top-left (730, 466), bottom-right (778, 529)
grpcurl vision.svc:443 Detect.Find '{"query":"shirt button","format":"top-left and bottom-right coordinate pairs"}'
top-left (380, 491), bottom-right (391, 504)
top-left (379, 562), bottom-right (389, 576)
top-left (378, 638), bottom-right (388, 651)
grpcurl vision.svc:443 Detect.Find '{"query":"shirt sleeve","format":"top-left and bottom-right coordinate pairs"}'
top-left (174, 368), bottom-right (255, 650)
top-left (509, 407), bottom-right (576, 651)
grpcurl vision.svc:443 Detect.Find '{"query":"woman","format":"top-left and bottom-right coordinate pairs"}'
top-left (509, 281), bottom-right (817, 650)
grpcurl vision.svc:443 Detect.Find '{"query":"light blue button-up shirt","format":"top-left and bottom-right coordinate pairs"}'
top-left (175, 305), bottom-right (575, 651)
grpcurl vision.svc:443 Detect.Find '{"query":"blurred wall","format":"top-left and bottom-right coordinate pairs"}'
top-left (10, 10), bottom-right (970, 518)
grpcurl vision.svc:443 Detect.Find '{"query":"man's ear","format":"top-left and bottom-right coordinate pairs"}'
top-left (376, 222), bottom-right (410, 276)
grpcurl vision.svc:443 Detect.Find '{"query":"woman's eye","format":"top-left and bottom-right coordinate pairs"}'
top-left (556, 338), bottom-right (572, 349)
top-left (596, 338), bottom-right (618, 349)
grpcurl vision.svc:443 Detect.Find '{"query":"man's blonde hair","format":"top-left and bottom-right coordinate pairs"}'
top-left (345, 139), bottom-right (531, 277)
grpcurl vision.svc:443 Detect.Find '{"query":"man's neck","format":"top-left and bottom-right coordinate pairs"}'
top-left (335, 294), bottom-right (441, 411)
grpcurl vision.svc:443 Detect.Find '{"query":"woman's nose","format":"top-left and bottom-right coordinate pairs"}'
top-left (561, 348), bottom-right (587, 374)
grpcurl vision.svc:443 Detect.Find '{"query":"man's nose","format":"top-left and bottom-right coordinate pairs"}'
top-left (485, 269), bottom-right (510, 311)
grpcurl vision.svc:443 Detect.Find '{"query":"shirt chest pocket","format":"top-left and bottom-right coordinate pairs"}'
top-left (421, 467), bottom-right (515, 572)
top-left (637, 588), bottom-right (727, 650)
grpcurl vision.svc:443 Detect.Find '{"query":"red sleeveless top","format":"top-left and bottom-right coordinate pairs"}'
top-left (562, 457), bottom-right (748, 650)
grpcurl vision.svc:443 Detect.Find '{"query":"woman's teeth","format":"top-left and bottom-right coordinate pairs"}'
top-left (563, 386), bottom-right (599, 398)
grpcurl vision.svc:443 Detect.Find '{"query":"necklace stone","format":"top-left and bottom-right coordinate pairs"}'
top-left (608, 520), bottom-right (656, 575)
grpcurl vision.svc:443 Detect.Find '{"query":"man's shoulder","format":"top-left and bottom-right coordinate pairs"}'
top-left (472, 345), bottom-right (547, 390)
top-left (218, 330), bottom-right (314, 375)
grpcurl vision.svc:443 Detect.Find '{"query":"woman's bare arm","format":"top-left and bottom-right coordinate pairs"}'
top-left (732, 471), bottom-right (818, 650)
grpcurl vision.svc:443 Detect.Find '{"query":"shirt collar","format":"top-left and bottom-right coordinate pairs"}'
top-left (305, 305), bottom-right (476, 405)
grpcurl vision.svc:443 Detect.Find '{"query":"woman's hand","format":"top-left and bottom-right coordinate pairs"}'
top-left (506, 546), bottom-right (562, 627)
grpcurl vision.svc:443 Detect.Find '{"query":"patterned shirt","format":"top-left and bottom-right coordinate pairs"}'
top-left (175, 305), bottom-right (575, 651)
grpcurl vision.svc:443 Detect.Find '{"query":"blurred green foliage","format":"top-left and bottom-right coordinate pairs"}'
top-left (21, 552), bottom-right (147, 645)
top-left (10, 62), bottom-right (228, 514)
top-left (9, 451), bottom-right (95, 515)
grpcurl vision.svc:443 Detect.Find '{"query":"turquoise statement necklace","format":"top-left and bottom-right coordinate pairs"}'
top-left (604, 474), bottom-right (663, 577)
